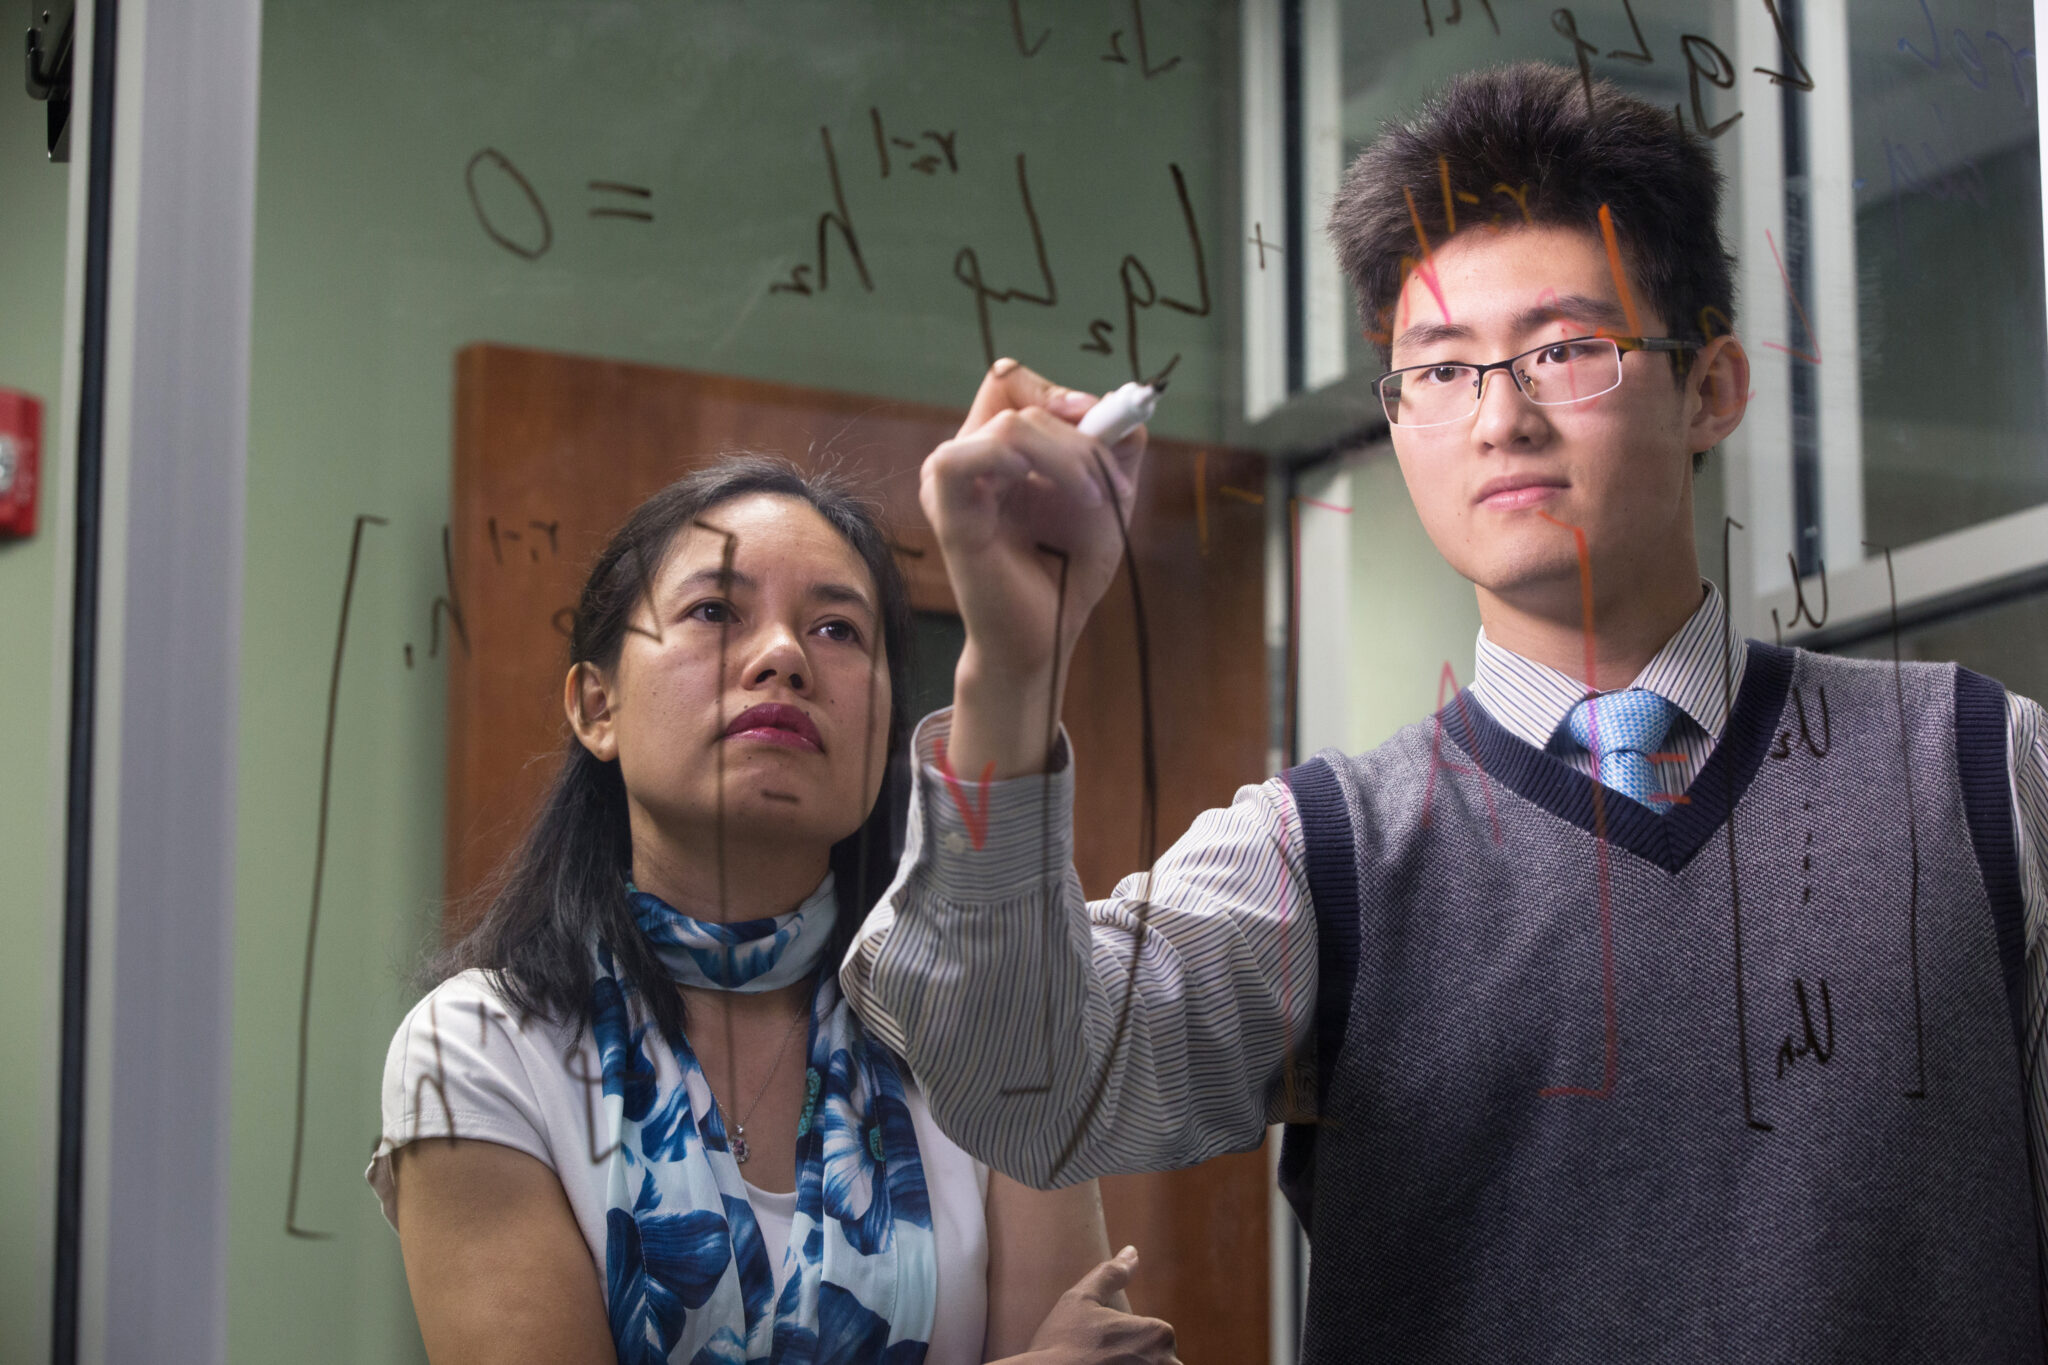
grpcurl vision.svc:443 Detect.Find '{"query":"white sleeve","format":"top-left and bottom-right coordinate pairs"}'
top-left (366, 971), bottom-right (562, 1229)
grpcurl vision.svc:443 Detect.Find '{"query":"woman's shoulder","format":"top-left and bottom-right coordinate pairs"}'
top-left (392, 968), bottom-right (581, 1044)
top-left (376, 968), bottom-right (606, 1160)
top-left (381, 969), bottom-right (592, 1107)
top-left (370, 970), bottom-right (600, 1230)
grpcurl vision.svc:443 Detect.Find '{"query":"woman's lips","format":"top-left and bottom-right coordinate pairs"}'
top-left (1477, 481), bottom-right (1567, 510)
top-left (723, 703), bottom-right (823, 752)
top-left (727, 725), bottom-right (821, 752)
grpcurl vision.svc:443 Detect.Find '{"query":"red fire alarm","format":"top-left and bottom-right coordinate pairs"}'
top-left (0, 389), bottom-right (42, 539)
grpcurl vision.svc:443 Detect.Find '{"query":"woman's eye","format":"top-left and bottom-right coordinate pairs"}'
top-left (686, 600), bottom-right (735, 625)
top-left (817, 619), bottom-right (861, 644)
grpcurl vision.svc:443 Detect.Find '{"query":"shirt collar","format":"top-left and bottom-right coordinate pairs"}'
top-left (1467, 582), bottom-right (1748, 751)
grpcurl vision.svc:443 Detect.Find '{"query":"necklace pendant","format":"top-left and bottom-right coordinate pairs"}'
top-left (732, 1126), bottom-right (751, 1164)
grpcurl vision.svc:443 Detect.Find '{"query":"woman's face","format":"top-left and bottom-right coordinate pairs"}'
top-left (570, 492), bottom-right (894, 859)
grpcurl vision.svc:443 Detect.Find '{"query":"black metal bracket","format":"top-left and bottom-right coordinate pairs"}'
top-left (25, 1), bottom-right (73, 160)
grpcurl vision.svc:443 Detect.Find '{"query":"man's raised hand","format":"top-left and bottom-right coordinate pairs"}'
top-left (920, 359), bottom-right (1148, 778)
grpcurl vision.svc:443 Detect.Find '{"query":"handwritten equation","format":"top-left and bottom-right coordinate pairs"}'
top-left (766, 114), bottom-right (1211, 387)
top-left (460, 0), bottom-right (1205, 390)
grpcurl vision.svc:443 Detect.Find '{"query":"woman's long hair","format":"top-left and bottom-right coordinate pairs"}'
top-left (430, 455), bottom-right (915, 1047)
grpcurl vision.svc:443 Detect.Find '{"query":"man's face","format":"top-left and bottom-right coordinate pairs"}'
top-left (1385, 224), bottom-right (1736, 610)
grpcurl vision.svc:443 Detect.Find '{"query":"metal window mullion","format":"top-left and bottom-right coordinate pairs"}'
top-left (53, 0), bottom-right (262, 1358)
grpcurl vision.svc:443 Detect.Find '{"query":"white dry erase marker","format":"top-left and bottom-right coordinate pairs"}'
top-left (1076, 381), bottom-right (1161, 444)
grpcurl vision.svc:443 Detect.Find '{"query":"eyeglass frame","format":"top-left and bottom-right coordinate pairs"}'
top-left (1376, 335), bottom-right (1700, 429)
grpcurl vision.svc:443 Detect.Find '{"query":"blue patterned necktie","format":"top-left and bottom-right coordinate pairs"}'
top-left (1565, 688), bottom-right (1678, 809)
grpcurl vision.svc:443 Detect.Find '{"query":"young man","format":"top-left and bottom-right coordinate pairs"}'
top-left (843, 63), bottom-right (2048, 1359)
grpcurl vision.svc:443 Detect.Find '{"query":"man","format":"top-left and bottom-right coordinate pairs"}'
top-left (844, 63), bottom-right (2048, 1359)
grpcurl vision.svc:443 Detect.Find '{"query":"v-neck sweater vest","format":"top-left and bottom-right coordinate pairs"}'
top-left (1279, 642), bottom-right (2038, 1362)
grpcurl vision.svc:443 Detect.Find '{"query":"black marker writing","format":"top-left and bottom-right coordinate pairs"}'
top-left (1865, 540), bottom-right (1927, 1100)
top-left (1754, 0), bottom-right (1815, 91)
top-left (1553, 9), bottom-right (1601, 116)
top-left (1799, 799), bottom-right (1816, 905)
top-left (1009, 0), bottom-right (1050, 57)
top-left (692, 518), bottom-right (746, 1107)
top-left (1774, 977), bottom-right (1835, 1078)
top-left (486, 515), bottom-right (561, 566)
top-left (1248, 221), bottom-right (1282, 270)
top-left (1422, 0), bottom-right (1501, 38)
top-left (426, 524), bottom-right (469, 660)
top-left (1608, 0), bottom-right (1652, 65)
top-left (869, 108), bottom-right (958, 178)
top-left (1105, 163), bottom-right (1210, 385)
top-left (1720, 516), bottom-right (1773, 1132)
top-left (1682, 33), bottom-right (1744, 138)
top-left (286, 512), bottom-right (388, 1239)
top-left (410, 996), bottom-right (458, 1145)
top-left (566, 1048), bottom-right (625, 1165)
top-left (1001, 544), bottom-right (1074, 1099)
top-left (1049, 453), bottom-right (1159, 1183)
top-left (1771, 553), bottom-right (1828, 642)
top-left (466, 148), bottom-right (553, 261)
top-left (1103, 0), bottom-right (1179, 77)
top-left (587, 180), bottom-right (653, 223)
top-left (1770, 684), bottom-right (1831, 761)
top-left (771, 127), bottom-right (873, 298)
top-left (954, 154), bottom-right (1058, 367)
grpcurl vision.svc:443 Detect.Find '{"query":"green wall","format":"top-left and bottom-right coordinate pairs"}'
top-left (1343, 450), bottom-right (1483, 751)
top-left (230, 2), bottom-right (1232, 1357)
top-left (0, 87), bottom-right (68, 1365)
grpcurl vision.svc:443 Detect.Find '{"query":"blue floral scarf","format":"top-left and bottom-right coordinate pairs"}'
top-left (628, 881), bottom-right (834, 993)
top-left (593, 877), bottom-right (936, 1365)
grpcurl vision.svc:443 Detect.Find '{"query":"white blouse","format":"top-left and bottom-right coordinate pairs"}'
top-left (368, 969), bottom-right (991, 1362)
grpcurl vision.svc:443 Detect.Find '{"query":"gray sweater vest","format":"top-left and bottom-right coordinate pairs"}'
top-left (1279, 643), bottom-right (2036, 1362)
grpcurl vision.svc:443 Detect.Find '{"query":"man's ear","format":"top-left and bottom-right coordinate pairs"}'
top-left (565, 661), bottom-right (619, 762)
top-left (1687, 333), bottom-right (1750, 456)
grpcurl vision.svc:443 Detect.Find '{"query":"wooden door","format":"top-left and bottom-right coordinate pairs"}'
top-left (446, 342), bottom-right (1270, 1358)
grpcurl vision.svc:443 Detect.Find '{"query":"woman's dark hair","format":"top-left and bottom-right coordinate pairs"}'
top-left (1330, 61), bottom-right (1737, 374)
top-left (431, 455), bottom-right (915, 1047)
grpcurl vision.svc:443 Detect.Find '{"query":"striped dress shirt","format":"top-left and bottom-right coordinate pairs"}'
top-left (1471, 583), bottom-right (1743, 796)
top-left (841, 588), bottom-right (2048, 1264)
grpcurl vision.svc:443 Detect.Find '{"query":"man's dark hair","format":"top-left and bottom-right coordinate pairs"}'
top-left (1330, 61), bottom-right (1737, 370)
top-left (428, 455), bottom-right (914, 1048)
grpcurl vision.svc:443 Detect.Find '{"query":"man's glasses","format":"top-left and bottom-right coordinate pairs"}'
top-left (1377, 335), bottom-right (1697, 429)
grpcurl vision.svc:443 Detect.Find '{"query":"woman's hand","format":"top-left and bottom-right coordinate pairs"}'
top-left (1008, 1247), bottom-right (1181, 1365)
top-left (921, 359), bottom-right (1148, 779)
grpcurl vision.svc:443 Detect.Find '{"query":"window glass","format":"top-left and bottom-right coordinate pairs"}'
top-left (231, 3), bottom-right (1244, 1359)
top-left (1851, 0), bottom-right (2045, 551)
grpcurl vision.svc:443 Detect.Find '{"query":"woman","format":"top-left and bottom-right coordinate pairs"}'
top-left (367, 458), bottom-right (1178, 1364)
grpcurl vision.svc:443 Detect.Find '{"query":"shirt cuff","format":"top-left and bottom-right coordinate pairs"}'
top-left (909, 707), bottom-right (1076, 905)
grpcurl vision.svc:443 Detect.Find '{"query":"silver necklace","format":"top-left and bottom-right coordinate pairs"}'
top-left (721, 1004), bottom-right (809, 1165)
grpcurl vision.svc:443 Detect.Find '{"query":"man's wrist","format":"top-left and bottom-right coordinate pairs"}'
top-left (911, 710), bottom-right (1074, 900)
top-left (951, 652), bottom-right (1063, 778)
